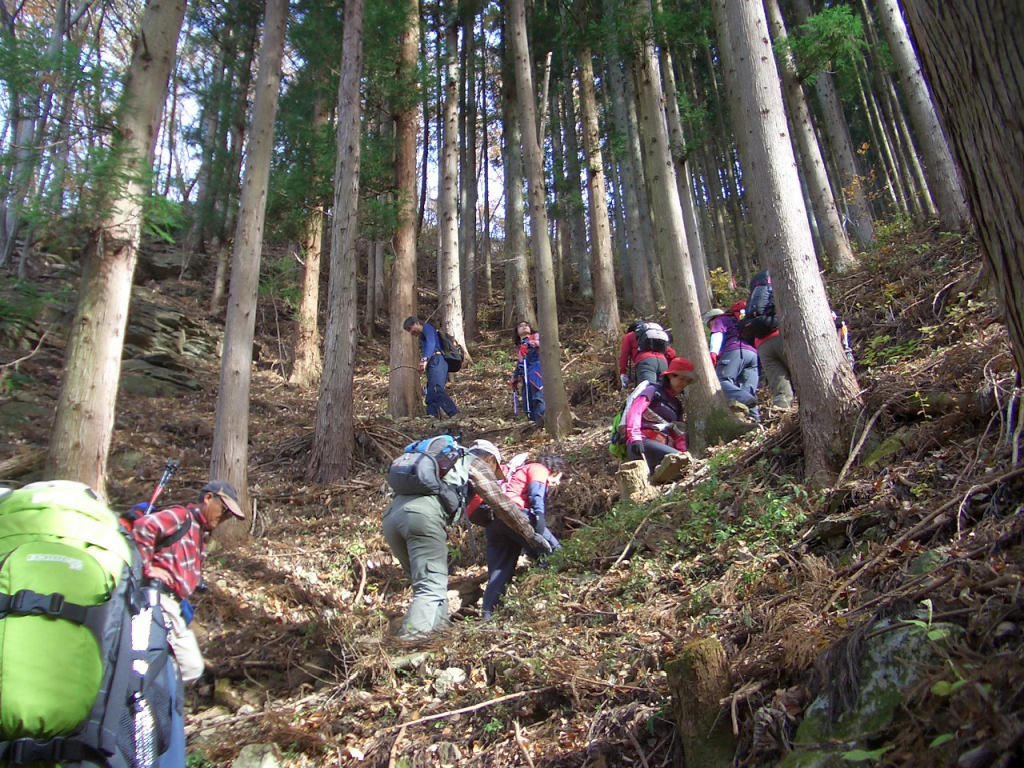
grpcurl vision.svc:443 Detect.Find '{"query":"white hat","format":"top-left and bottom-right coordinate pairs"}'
top-left (701, 308), bottom-right (726, 325)
top-left (468, 439), bottom-right (502, 464)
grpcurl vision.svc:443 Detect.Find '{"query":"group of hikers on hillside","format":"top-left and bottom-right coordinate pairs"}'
top-left (0, 271), bottom-right (857, 766)
top-left (383, 269), bottom-right (857, 640)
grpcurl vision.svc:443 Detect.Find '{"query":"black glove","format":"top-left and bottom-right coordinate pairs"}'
top-left (530, 532), bottom-right (553, 555)
top-left (626, 441), bottom-right (646, 463)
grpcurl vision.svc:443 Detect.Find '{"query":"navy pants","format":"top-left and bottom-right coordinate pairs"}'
top-left (716, 347), bottom-right (761, 419)
top-left (482, 514), bottom-right (560, 617)
top-left (425, 355), bottom-right (458, 418)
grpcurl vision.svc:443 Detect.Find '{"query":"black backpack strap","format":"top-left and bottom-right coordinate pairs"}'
top-left (0, 589), bottom-right (94, 624)
top-left (154, 509), bottom-right (197, 552)
top-left (0, 737), bottom-right (102, 766)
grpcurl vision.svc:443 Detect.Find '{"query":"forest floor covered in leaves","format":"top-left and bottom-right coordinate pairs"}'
top-left (2, 223), bottom-right (1023, 768)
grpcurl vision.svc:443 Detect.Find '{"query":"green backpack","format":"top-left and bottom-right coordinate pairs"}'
top-left (609, 382), bottom-right (649, 461)
top-left (0, 481), bottom-right (175, 768)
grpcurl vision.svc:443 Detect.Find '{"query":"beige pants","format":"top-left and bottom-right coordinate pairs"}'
top-left (160, 593), bottom-right (205, 683)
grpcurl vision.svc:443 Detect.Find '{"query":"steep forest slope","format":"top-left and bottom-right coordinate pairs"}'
top-left (1, 224), bottom-right (1021, 768)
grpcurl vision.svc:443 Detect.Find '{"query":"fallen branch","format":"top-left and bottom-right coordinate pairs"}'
top-left (514, 720), bottom-right (536, 768)
top-left (0, 328), bottom-right (51, 370)
top-left (625, 727), bottom-right (651, 768)
top-left (834, 398), bottom-right (896, 489)
top-left (0, 447), bottom-right (46, 482)
top-left (381, 686), bottom-right (557, 733)
top-left (386, 724), bottom-right (407, 768)
top-left (826, 465), bottom-right (1024, 611)
top-left (352, 554), bottom-right (367, 607)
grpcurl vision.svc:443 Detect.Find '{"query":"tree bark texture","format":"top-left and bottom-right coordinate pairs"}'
top-left (713, 0), bottom-right (862, 484)
top-left (288, 92), bottom-right (329, 390)
top-left (636, 0), bottom-right (746, 456)
top-left (501, 29), bottom-right (535, 329)
top-left (47, 0), bottom-right (187, 492)
top-left (577, 47), bottom-right (621, 335)
top-left (901, 0), bottom-right (1024, 376)
top-left (388, 0), bottom-right (423, 418)
top-left (307, 0), bottom-right (364, 484)
top-left (507, 0), bottom-right (572, 439)
top-left (872, 0), bottom-right (970, 232)
top-left (438, 8), bottom-right (469, 357)
top-left (765, 0), bottom-right (857, 274)
top-left (459, 7), bottom-right (479, 340)
top-left (210, 0), bottom-right (288, 516)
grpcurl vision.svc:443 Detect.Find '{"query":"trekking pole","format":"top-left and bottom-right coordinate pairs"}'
top-left (145, 459), bottom-right (180, 515)
top-left (522, 356), bottom-right (531, 419)
top-left (513, 387), bottom-right (518, 416)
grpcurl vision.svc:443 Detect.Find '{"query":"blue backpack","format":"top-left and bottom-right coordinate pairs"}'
top-left (386, 436), bottom-right (470, 520)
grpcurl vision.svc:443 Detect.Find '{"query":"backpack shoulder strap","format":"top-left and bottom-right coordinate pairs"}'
top-left (154, 506), bottom-right (197, 552)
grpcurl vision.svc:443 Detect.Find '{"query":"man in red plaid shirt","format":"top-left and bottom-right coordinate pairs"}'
top-left (131, 480), bottom-right (245, 682)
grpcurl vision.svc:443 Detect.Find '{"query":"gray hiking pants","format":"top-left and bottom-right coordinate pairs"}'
top-left (758, 334), bottom-right (793, 408)
top-left (382, 495), bottom-right (451, 639)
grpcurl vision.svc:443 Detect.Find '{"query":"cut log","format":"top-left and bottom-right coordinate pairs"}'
top-left (615, 459), bottom-right (659, 503)
top-left (665, 637), bottom-right (736, 768)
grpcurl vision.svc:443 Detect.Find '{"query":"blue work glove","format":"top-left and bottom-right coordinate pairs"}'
top-left (180, 599), bottom-right (195, 626)
top-left (530, 531), bottom-right (553, 555)
top-left (620, 374), bottom-right (630, 389)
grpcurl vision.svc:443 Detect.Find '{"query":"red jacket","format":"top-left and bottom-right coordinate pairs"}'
top-left (618, 333), bottom-right (677, 376)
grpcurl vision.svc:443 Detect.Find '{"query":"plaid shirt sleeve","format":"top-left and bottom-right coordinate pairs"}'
top-left (468, 456), bottom-right (537, 542)
top-left (131, 505), bottom-right (204, 599)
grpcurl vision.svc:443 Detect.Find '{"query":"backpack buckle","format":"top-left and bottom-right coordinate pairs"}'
top-left (9, 739), bottom-right (52, 765)
top-left (10, 589), bottom-right (64, 617)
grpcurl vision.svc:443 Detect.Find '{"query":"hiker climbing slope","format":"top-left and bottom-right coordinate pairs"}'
top-left (404, 316), bottom-right (459, 418)
top-left (130, 480), bottom-right (246, 683)
top-left (741, 270), bottom-right (793, 409)
top-left (382, 438), bottom-right (550, 640)
top-left (624, 357), bottom-right (696, 483)
top-left (510, 321), bottom-right (545, 422)
top-left (703, 302), bottom-right (760, 421)
top-left (618, 320), bottom-right (677, 386)
top-left (481, 453), bottom-right (567, 620)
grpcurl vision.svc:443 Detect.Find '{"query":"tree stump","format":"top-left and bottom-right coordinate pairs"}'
top-left (664, 637), bottom-right (736, 768)
top-left (615, 459), bottom-right (659, 503)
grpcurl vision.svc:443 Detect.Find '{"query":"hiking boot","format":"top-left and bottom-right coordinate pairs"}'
top-left (728, 400), bottom-right (750, 416)
top-left (651, 451), bottom-right (692, 484)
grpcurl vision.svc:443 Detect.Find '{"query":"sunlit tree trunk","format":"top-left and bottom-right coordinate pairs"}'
top-left (210, 0), bottom-right (288, 516)
top-left (47, 0), bottom-right (186, 492)
top-left (765, 0), bottom-right (857, 273)
top-left (288, 91), bottom-right (329, 389)
top-left (713, 0), bottom-right (862, 484)
top-left (388, 0), bottom-right (422, 418)
top-left (636, 0), bottom-right (747, 456)
top-left (902, 0), bottom-right (1024, 376)
top-left (308, 0), bottom-right (364, 484)
top-left (507, 0), bottom-right (571, 439)
top-left (438, 4), bottom-right (469, 355)
top-left (576, 36), bottom-right (621, 335)
top-left (872, 0), bottom-right (970, 231)
top-left (501, 22), bottom-right (535, 328)
top-left (459, 4), bottom-right (479, 340)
